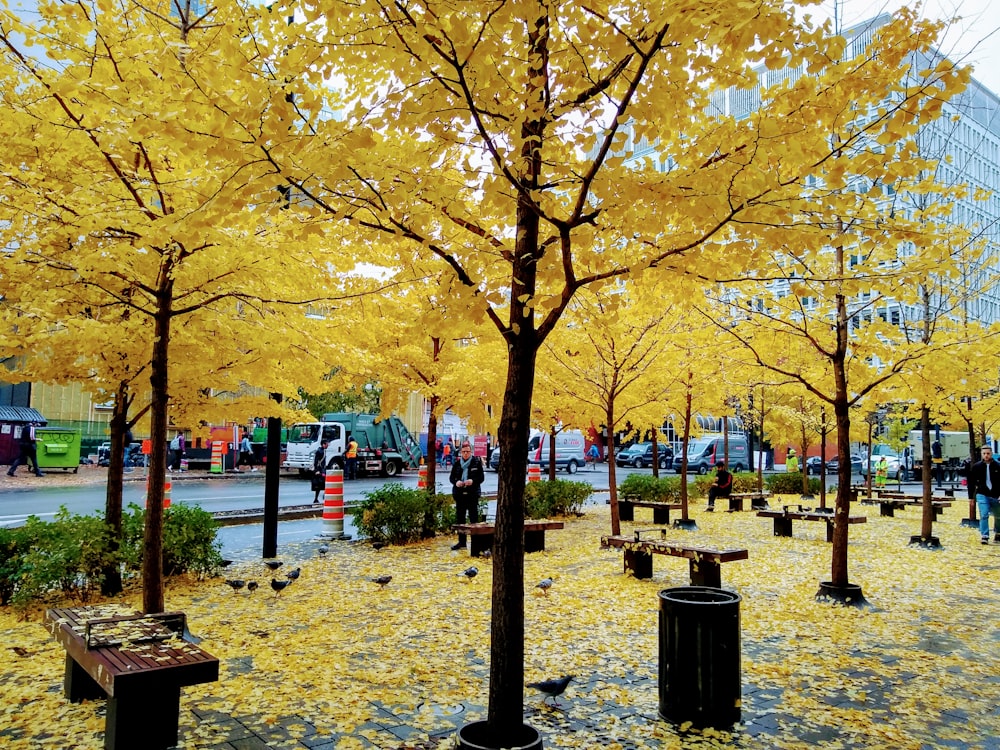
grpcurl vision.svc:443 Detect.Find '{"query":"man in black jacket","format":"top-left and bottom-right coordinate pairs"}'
top-left (968, 445), bottom-right (1000, 545)
top-left (450, 441), bottom-right (485, 550)
top-left (7, 423), bottom-right (43, 477)
top-left (705, 461), bottom-right (732, 512)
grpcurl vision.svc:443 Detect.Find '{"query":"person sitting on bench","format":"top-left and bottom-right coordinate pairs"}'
top-left (706, 461), bottom-right (732, 512)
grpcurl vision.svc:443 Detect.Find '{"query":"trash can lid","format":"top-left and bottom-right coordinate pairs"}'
top-left (659, 586), bottom-right (741, 605)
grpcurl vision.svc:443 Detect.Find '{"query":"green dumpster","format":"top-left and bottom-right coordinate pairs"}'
top-left (35, 427), bottom-right (83, 473)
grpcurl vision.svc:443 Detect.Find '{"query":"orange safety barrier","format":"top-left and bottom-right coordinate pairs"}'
top-left (527, 465), bottom-right (541, 482)
top-left (323, 468), bottom-right (346, 538)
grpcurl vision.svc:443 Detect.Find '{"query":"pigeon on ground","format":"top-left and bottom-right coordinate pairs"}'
top-left (220, 559), bottom-right (234, 568)
top-left (372, 575), bottom-right (392, 589)
top-left (535, 578), bottom-right (554, 595)
top-left (286, 567), bottom-right (301, 581)
top-left (264, 560), bottom-right (284, 571)
top-left (479, 549), bottom-right (492, 559)
top-left (224, 579), bottom-right (246, 593)
top-left (270, 578), bottom-right (291, 597)
top-left (372, 540), bottom-right (387, 551)
top-left (526, 675), bottom-right (574, 706)
top-left (246, 581), bottom-right (259, 594)
top-left (317, 544), bottom-right (330, 556)
top-left (459, 566), bottom-right (478, 580)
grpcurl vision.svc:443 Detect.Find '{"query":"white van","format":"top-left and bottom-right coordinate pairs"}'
top-left (527, 430), bottom-right (586, 474)
top-left (673, 435), bottom-right (749, 474)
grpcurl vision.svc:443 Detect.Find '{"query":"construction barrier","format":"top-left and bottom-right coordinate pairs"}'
top-left (209, 442), bottom-right (224, 474)
top-left (322, 467), bottom-right (348, 538)
top-left (417, 464), bottom-right (428, 492)
top-left (528, 465), bottom-right (541, 482)
top-left (144, 475), bottom-right (172, 509)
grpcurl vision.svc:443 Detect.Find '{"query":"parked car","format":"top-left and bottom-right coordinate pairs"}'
top-left (805, 456), bottom-right (825, 475)
top-left (673, 436), bottom-right (749, 474)
top-left (527, 430), bottom-right (586, 474)
top-left (614, 442), bottom-right (672, 469)
top-left (826, 453), bottom-right (864, 475)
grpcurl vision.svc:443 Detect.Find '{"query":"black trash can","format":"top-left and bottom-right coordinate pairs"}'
top-left (658, 586), bottom-right (741, 729)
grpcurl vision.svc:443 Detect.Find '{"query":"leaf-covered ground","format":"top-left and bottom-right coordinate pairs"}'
top-left (2, 500), bottom-right (999, 749)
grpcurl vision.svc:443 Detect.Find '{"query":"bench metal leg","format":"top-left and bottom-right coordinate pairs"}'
top-left (469, 533), bottom-right (494, 557)
top-left (880, 503), bottom-right (895, 517)
top-left (105, 685), bottom-right (181, 750)
top-left (64, 654), bottom-right (104, 702)
top-left (624, 549), bottom-right (653, 579)
top-left (825, 520), bottom-right (835, 543)
top-left (689, 560), bottom-right (722, 588)
top-left (619, 501), bottom-right (635, 522)
top-left (524, 530), bottom-right (545, 553)
top-left (727, 497), bottom-right (743, 512)
top-left (652, 506), bottom-right (671, 525)
top-left (772, 518), bottom-right (793, 537)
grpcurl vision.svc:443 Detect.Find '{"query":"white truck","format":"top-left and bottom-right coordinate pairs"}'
top-left (907, 429), bottom-right (972, 482)
top-left (281, 412), bottom-right (422, 478)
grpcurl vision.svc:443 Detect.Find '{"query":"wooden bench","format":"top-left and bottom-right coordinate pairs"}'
top-left (856, 491), bottom-right (952, 518)
top-left (44, 605), bottom-right (219, 750)
top-left (600, 529), bottom-right (748, 587)
top-left (619, 496), bottom-right (682, 524)
top-left (452, 520), bottom-right (565, 557)
top-left (757, 505), bottom-right (867, 542)
top-left (726, 490), bottom-right (772, 512)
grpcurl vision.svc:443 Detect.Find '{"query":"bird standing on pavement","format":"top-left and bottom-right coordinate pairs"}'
top-left (535, 578), bottom-right (554, 595)
top-left (317, 544), bottom-right (330, 556)
top-left (246, 581), bottom-right (259, 594)
top-left (459, 566), bottom-right (478, 581)
top-left (264, 560), bottom-right (284, 571)
top-left (224, 579), bottom-right (246, 594)
top-left (270, 578), bottom-right (291, 597)
top-left (372, 575), bottom-right (392, 589)
top-left (286, 567), bottom-right (301, 581)
top-left (526, 675), bottom-right (574, 706)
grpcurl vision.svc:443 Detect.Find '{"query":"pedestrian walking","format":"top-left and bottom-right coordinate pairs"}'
top-left (450, 441), bottom-right (485, 550)
top-left (586, 443), bottom-right (600, 470)
top-left (969, 445), bottom-right (1000, 545)
top-left (169, 430), bottom-right (185, 471)
top-left (7, 422), bottom-right (43, 477)
top-left (236, 432), bottom-right (255, 472)
top-left (312, 439), bottom-right (329, 503)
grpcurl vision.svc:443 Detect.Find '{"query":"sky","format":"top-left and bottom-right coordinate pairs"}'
top-left (812, 0), bottom-right (1000, 95)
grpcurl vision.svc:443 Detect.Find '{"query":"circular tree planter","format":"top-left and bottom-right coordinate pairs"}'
top-left (815, 582), bottom-right (871, 609)
top-left (673, 518), bottom-right (699, 531)
top-left (908, 534), bottom-right (942, 549)
top-left (457, 721), bottom-right (542, 750)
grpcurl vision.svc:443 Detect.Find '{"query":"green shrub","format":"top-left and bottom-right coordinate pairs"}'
top-left (618, 474), bottom-right (684, 503)
top-left (524, 479), bottom-right (591, 518)
top-left (766, 472), bottom-right (822, 495)
top-left (0, 503), bottom-right (224, 608)
top-left (357, 484), bottom-right (453, 545)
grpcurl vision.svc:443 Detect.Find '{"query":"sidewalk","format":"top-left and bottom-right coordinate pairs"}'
top-left (2, 502), bottom-right (999, 749)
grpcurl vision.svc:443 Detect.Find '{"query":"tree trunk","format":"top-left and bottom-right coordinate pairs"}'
top-left (548, 428), bottom-right (557, 480)
top-left (101, 383), bottom-right (129, 596)
top-left (651, 424), bottom-right (660, 479)
top-left (830, 290), bottom-right (851, 588)
top-left (427, 398), bottom-right (439, 492)
top-left (606, 405), bottom-right (619, 536)
top-left (142, 281), bottom-right (172, 614)
top-left (920, 405), bottom-right (934, 539)
top-left (679, 374), bottom-right (693, 517)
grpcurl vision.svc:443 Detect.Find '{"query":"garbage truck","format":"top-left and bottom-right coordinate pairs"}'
top-left (281, 412), bottom-right (422, 477)
top-left (907, 429), bottom-right (972, 482)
